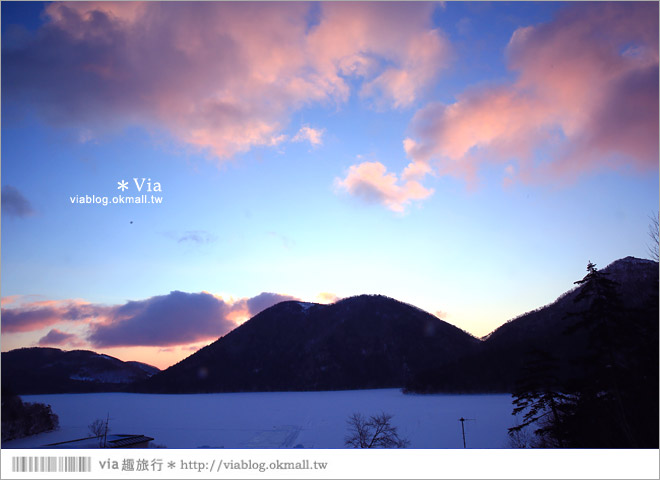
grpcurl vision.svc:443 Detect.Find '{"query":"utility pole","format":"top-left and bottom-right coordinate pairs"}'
top-left (103, 413), bottom-right (109, 448)
top-left (458, 417), bottom-right (475, 448)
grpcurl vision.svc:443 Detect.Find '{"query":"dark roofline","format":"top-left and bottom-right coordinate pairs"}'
top-left (108, 435), bottom-right (154, 448)
top-left (45, 435), bottom-right (100, 446)
top-left (45, 434), bottom-right (153, 448)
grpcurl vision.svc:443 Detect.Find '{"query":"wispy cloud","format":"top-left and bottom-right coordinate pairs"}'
top-left (267, 231), bottom-right (296, 250)
top-left (292, 125), bottom-right (325, 147)
top-left (1, 300), bottom-right (106, 333)
top-left (2, 185), bottom-right (36, 218)
top-left (162, 230), bottom-right (217, 245)
top-left (38, 329), bottom-right (82, 347)
top-left (1, 295), bottom-right (21, 307)
top-left (177, 230), bottom-right (217, 245)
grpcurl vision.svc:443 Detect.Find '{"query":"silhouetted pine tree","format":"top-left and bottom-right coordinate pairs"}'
top-left (509, 349), bottom-right (573, 447)
top-left (562, 261), bottom-right (649, 447)
top-left (510, 261), bottom-right (658, 448)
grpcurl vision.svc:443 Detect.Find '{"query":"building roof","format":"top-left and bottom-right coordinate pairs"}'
top-left (107, 435), bottom-right (154, 448)
top-left (44, 434), bottom-right (154, 449)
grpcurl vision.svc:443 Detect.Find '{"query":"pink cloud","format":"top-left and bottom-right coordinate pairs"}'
top-left (316, 292), bottom-right (340, 304)
top-left (292, 126), bottom-right (325, 147)
top-left (245, 292), bottom-right (299, 317)
top-left (360, 29), bottom-right (449, 109)
top-left (308, 2), bottom-right (448, 109)
top-left (88, 291), bottom-right (237, 347)
top-left (335, 161), bottom-right (434, 213)
top-left (2, 290), bottom-right (304, 348)
top-left (37, 329), bottom-right (83, 347)
top-left (1, 300), bottom-right (105, 333)
top-left (404, 2), bottom-right (659, 185)
top-left (4, 2), bottom-right (448, 162)
top-left (1, 295), bottom-right (21, 307)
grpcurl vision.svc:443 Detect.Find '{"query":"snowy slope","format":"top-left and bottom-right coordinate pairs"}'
top-left (1, 348), bottom-right (160, 394)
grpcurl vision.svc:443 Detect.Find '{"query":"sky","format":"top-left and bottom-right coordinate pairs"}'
top-left (1, 1), bottom-right (658, 370)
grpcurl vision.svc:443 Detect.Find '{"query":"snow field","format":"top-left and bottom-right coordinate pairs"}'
top-left (5, 389), bottom-right (514, 449)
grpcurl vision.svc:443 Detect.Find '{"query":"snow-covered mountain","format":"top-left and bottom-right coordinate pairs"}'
top-left (3, 256), bottom-right (656, 395)
top-left (141, 294), bottom-right (481, 393)
top-left (1, 348), bottom-right (160, 394)
top-left (141, 256), bottom-right (657, 394)
top-left (406, 256), bottom-right (658, 392)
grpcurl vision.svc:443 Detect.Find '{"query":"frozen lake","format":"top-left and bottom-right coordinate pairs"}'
top-left (4, 389), bottom-right (515, 449)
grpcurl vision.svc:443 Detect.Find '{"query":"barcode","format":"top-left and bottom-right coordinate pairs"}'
top-left (11, 456), bottom-right (92, 473)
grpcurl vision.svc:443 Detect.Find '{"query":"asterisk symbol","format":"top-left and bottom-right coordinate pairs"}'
top-left (167, 461), bottom-right (176, 469)
top-left (117, 180), bottom-right (129, 191)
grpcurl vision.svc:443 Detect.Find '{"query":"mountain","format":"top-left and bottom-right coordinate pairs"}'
top-left (4, 257), bottom-right (656, 396)
top-left (125, 361), bottom-right (161, 377)
top-left (1, 348), bottom-right (160, 394)
top-left (140, 294), bottom-right (481, 393)
top-left (406, 256), bottom-right (659, 392)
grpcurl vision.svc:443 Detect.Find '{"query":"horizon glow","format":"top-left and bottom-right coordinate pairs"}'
top-left (1, 1), bottom-right (658, 370)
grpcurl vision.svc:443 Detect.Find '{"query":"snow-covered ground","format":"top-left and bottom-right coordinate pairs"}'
top-left (4, 390), bottom-right (515, 449)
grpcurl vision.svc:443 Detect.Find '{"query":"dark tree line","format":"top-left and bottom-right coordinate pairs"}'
top-left (509, 262), bottom-right (658, 448)
top-left (1, 388), bottom-right (59, 442)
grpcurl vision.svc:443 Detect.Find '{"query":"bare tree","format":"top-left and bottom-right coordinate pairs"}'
top-left (345, 412), bottom-right (410, 448)
top-left (507, 421), bottom-right (533, 448)
top-left (88, 417), bottom-right (109, 447)
top-left (648, 212), bottom-right (659, 262)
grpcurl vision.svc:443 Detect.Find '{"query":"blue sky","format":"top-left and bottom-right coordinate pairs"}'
top-left (2, 2), bottom-right (657, 368)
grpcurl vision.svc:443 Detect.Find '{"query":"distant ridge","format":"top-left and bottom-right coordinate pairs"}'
top-left (141, 256), bottom-right (657, 394)
top-left (406, 256), bottom-right (659, 392)
top-left (2, 257), bottom-right (657, 395)
top-left (1, 348), bottom-right (160, 394)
